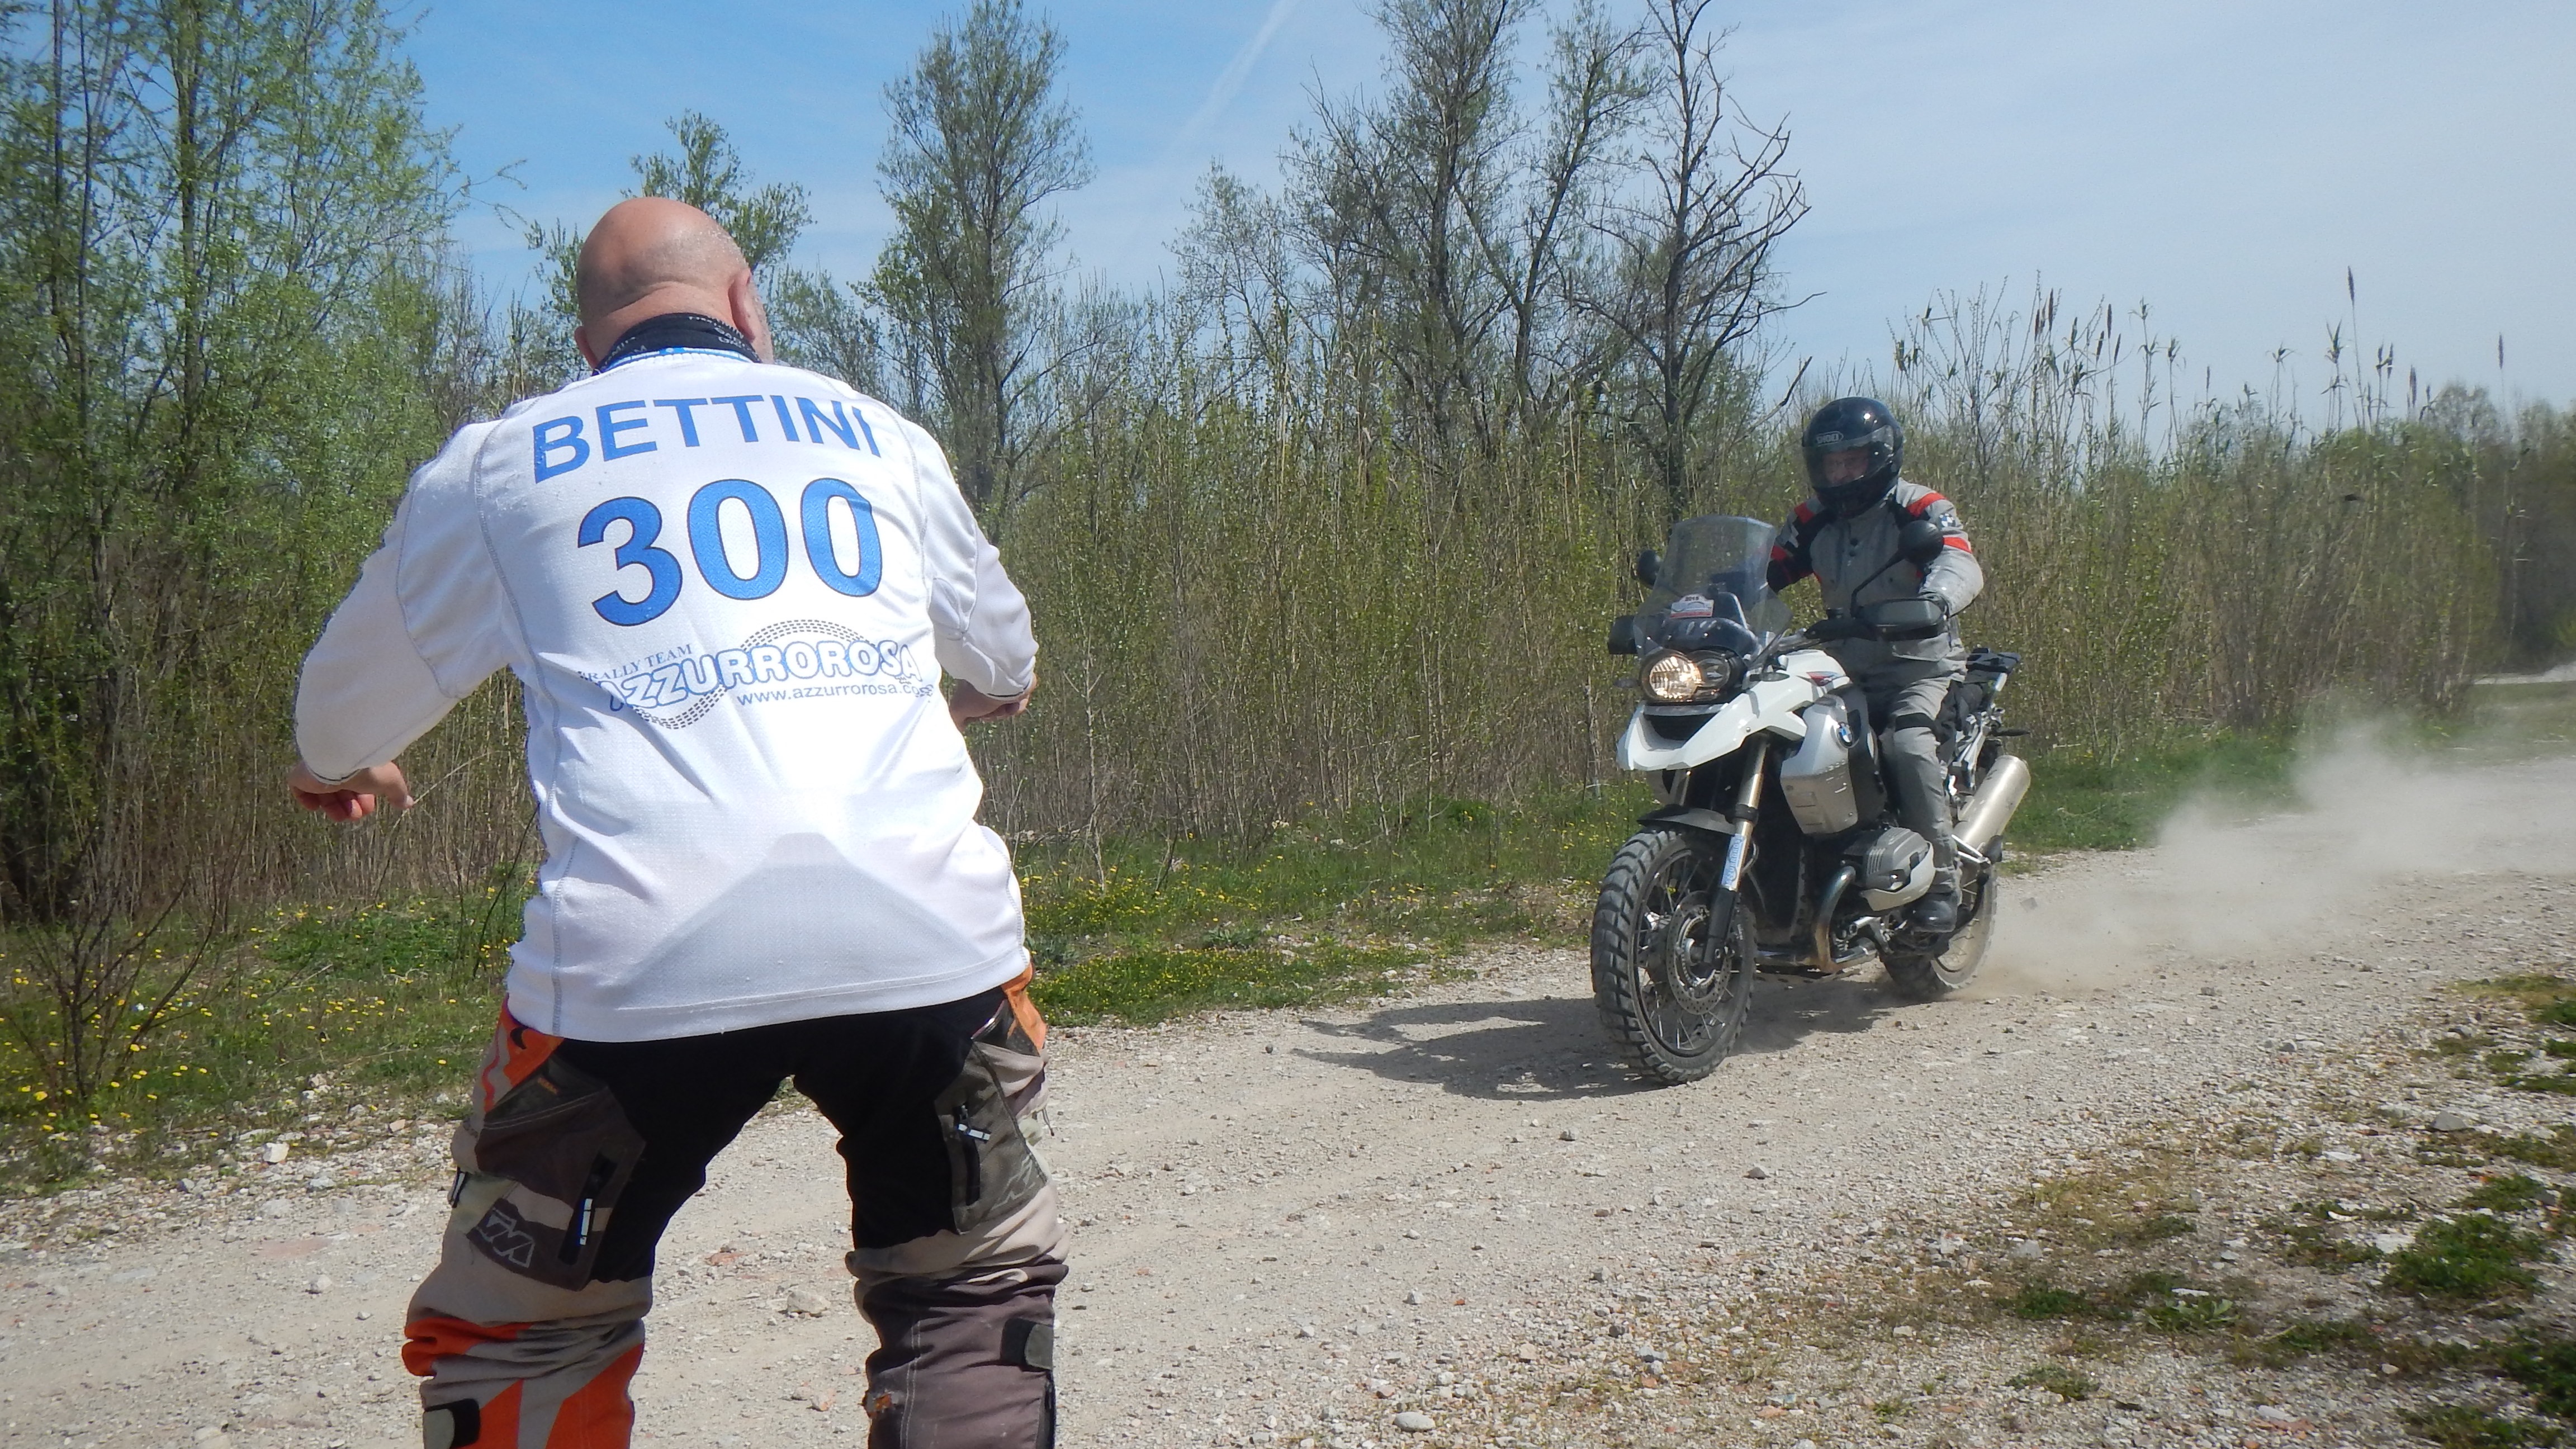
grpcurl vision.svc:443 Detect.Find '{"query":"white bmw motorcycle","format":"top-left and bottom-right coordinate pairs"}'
top-left (1593, 515), bottom-right (2032, 1084)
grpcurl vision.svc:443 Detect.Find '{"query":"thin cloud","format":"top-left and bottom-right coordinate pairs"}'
top-left (1105, 0), bottom-right (1300, 270)
top-left (1171, 0), bottom-right (1300, 157)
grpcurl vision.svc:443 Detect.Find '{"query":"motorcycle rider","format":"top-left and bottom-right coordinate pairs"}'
top-left (1765, 397), bottom-right (1983, 933)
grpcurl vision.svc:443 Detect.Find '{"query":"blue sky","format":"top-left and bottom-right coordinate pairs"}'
top-left (411, 0), bottom-right (2576, 408)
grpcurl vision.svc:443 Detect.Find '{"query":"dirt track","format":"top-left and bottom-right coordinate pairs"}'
top-left (2, 746), bottom-right (2572, 1448)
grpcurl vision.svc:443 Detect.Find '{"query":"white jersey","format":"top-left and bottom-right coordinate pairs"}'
top-left (294, 343), bottom-right (1036, 1041)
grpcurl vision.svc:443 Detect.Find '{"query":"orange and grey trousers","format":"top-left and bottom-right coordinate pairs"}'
top-left (403, 978), bottom-right (1064, 1448)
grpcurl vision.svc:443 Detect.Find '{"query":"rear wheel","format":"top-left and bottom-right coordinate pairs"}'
top-left (1590, 829), bottom-right (1754, 1084)
top-left (1882, 863), bottom-right (1996, 1001)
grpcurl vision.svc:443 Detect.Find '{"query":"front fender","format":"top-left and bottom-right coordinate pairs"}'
top-left (1616, 673), bottom-right (1821, 771)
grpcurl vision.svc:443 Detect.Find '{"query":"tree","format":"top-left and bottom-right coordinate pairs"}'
top-left (1479, 0), bottom-right (1648, 430)
top-left (0, 0), bottom-right (463, 1106)
top-left (1291, 0), bottom-right (1530, 475)
top-left (874, 0), bottom-right (1093, 529)
top-left (1587, 0), bottom-right (1807, 509)
top-left (631, 112), bottom-right (813, 273)
top-left (524, 111), bottom-right (815, 375)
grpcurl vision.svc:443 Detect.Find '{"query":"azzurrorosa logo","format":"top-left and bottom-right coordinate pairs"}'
top-left (586, 619), bottom-right (926, 729)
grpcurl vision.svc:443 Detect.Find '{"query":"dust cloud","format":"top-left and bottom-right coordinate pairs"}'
top-left (1982, 730), bottom-right (2576, 992)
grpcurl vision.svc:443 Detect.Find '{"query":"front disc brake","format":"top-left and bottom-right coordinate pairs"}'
top-left (1653, 894), bottom-right (1728, 1012)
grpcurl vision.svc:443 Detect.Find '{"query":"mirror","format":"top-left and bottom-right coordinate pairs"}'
top-left (1607, 615), bottom-right (1644, 656)
top-left (1634, 549), bottom-right (1661, 586)
top-left (1898, 518), bottom-right (1946, 566)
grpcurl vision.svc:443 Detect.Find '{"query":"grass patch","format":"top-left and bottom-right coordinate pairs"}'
top-left (2008, 1284), bottom-right (2096, 1321)
top-left (2238, 1318), bottom-right (2376, 1367)
top-left (1020, 788), bottom-right (1642, 951)
top-left (2500, 1335), bottom-right (2576, 1423)
top-left (2465, 975), bottom-right (2576, 1027)
top-left (1014, 787), bottom-right (1656, 1025)
top-left (1013, 785), bottom-right (1666, 1024)
top-left (2007, 735), bottom-right (2296, 854)
top-left (2467, 1176), bottom-right (2555, 1213)
top-left (2267, 1204), bottom-right (2387, 1271)
top-left (2142, 1293), bottom-right (2240, 1333)
top-left (2005, 1363), bottom-right (2095, 1400)
top-left (2497, 1129), bottom-right (2576, 1172)
top-left (0, 885), bottom-right (520, 1191)
top-left (1028, 942), bottom-right (1431, 1026)
top-left (2001, 1270), bottom-right (2208, 1325)
top-left (2404, 1405), bottom-right (2566, 1448)
top-left (2382, 1216), bottom-right (2550, 1301)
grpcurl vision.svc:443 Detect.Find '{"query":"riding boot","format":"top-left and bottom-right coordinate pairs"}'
top-left (1914, 855), bottom-right (1960, 934)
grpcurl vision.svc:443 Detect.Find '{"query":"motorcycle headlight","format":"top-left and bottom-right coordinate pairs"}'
top-left (1641, 651), bottom-right (1703, 703)
top-left (1692, 652), bottom-right (1737, 697)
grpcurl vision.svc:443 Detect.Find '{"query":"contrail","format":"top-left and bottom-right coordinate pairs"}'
top-left (1105, 0), bottom-right (1301, 272)
top-left (1171, 0), bottom-right (1301, 157)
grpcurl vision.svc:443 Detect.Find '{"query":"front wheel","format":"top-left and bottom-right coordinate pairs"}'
top-left (1590, 828), bottom-right (1754, 1085)
top-left (1882, 864), bottom-right (1997, 1001)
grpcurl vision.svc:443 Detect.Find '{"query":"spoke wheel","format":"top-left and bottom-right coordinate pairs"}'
top-left (1590, 828), bottom-right (1754, 1085)
top-left (1882, 863), bottom-right (1997, 1001)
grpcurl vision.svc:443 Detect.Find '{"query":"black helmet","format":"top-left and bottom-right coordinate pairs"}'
top-left (1801, 396), bottom-right (1904, 514)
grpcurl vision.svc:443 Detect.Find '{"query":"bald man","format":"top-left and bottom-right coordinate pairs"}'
top-left (287, 197), bottom-right (1060, 1448)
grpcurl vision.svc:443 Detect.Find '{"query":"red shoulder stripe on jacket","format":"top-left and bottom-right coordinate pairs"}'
top-left (1941, 535), bottom-right (1974, 552)
top-left (1902, 491), bottom-right (1950, 517)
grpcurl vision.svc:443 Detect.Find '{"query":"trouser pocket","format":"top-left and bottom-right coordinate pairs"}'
top-left (461, 1051), bottom-right (645, 1290)
top-left (934, 1004), bottom-right (1050, 1237)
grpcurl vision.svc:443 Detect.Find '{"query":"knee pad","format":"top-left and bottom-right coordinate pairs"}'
top-left (862, 1261), bottom-right (1064, 1448)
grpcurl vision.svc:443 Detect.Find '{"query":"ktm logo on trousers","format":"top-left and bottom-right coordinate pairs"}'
top-left (471, 1200), bottom-right (540, 1268)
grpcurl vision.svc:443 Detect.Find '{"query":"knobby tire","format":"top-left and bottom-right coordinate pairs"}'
top-left (1589, 828), bottom-right (1754, 1085)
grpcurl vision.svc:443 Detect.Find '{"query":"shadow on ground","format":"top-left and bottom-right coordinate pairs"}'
top-left (1295, 968), bottom-right (1910, 1101)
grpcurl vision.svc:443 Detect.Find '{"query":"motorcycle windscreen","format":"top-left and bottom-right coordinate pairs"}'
top-left (1642, 515), bottom-right (1793, 641)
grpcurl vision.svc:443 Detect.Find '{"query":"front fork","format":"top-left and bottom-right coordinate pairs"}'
top-left (1705, 738), bottom-right (1769, 945)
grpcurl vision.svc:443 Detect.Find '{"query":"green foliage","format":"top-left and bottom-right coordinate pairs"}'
top-left (2382, 1216), bottom-right (2549, 1301)
top-left (2142, 1294), bottom-right (2239, 1333)
top-left (2499, 1335), bottom-right (2576, 1423)
top-left (0, 888), bottom-right (516, 1187)
top-left (2464, 975), bottom-right (2576, 1025)
top-left (873, 0), bottom-right (1091, 525)
top-left (0, 0), bottom-right (488, 1106)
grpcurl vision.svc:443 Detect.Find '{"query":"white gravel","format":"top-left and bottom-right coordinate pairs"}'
top-left (1, 746), bottom-right (2570, 1449)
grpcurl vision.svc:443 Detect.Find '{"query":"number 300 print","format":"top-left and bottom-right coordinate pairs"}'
top-left (577, 477), bottom-right (882, 626)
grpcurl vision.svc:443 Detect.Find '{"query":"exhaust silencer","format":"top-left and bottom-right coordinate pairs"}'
top-left (1954, 752), bottom-right (2032, 856)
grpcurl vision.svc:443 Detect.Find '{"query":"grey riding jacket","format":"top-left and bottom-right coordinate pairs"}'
top-left (1767, 477), bottom-right (1983, 672)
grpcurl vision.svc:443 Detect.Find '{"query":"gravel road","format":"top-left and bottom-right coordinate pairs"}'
top-left (3, 743), bottom-right (2571, 1449)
